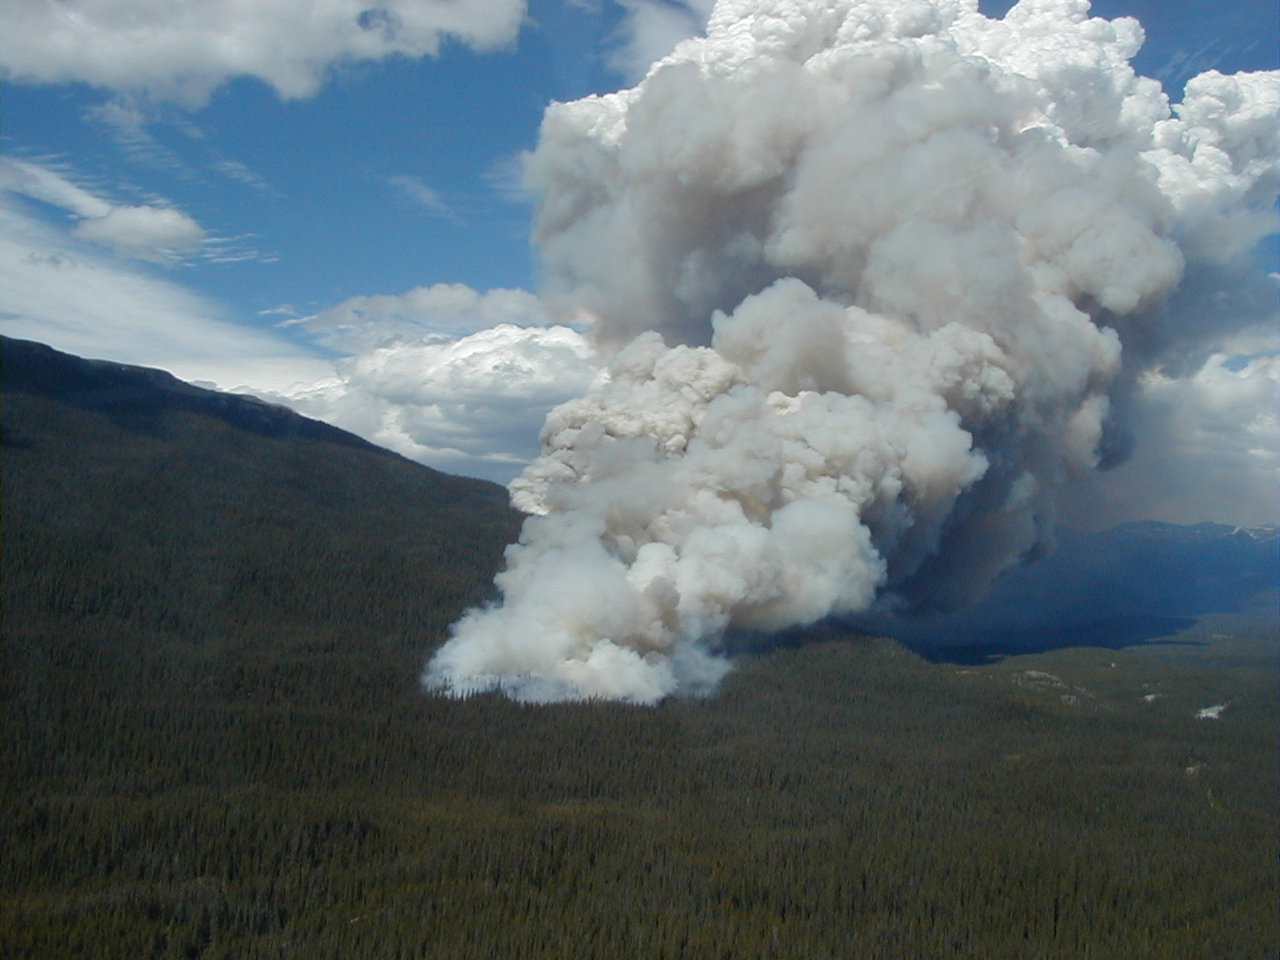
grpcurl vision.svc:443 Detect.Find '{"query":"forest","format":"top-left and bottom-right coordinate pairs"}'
top-left (2, 337), bottom-right (1277, 958)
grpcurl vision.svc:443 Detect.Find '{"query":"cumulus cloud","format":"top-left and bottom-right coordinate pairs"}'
top-left (425, 0), bottom-right (1279, 704)
top-left (73, 205), bottom-right (206, 264)
top-left (278, 316), bottom-right (603, 482)
top-left (0, 0), bottom-right (527, 106)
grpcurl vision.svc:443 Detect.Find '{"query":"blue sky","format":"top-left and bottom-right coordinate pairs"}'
top-left (1, 1), bottom-right (632, 366)
top-left (0, 0), bottom-right (1276, 518)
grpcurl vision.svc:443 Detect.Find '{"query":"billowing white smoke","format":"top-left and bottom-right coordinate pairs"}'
top-left (424, 0), bottom-right (1279, 703)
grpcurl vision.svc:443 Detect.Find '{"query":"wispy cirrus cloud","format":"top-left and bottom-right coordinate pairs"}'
top-left (88, 100), bottom-right (277, 195)
top-left (211, 156), bottom-right (274, 193)
top-left (482, 153), bottom-right (534, 205)
top-left (0, 199), bottom-right (327, 392)
top-left (3, 156), bottom-right (282, 269)
top-left (3, 157), bottom-right (206, 265)
top-left (85, 101), bottom-right (194, 177)
top-left (387, 174), bottom-right (458, 221)
top-left (0, 157), bottom-right (113, 219)
top-left (606, 0), bottom-right (715, 80)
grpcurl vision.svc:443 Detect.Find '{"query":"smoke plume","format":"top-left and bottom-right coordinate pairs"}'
top-left (424, 0), bottom-right (1279, 703)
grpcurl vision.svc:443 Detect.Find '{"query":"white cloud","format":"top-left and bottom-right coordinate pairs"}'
top-left (3, 157), bottom-right (209, 266)
top-left (387, 174), bottom-right (456, 220)
top-left (0, 155), bottom-right (600, 482)
top-left (607, 0), bottom-right (715, 81)
top-left (0, 158), bottom-right (112, 219)
top-left (74, 205), bottom-right (206, 264)
top-left (301, 282), bottom-right (566, 351)
top-left (259, 283), bottom-right (606, 481)
top-left (1064, 349), bottom-right (1279, 529)
top-left (277, 319), bottom-right (604, 482)
top-left (0, 202), bottom-right (329, 392)
top-left (0, 0), bottom-right (528, 106)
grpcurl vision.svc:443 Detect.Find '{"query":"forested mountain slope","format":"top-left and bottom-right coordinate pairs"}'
top-left (2, 337), bottom-right (1276, 959)
top-left (2, 334), bottom-right (521, 653)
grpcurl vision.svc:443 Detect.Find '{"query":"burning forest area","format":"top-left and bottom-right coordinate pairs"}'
top-left (425, 0), bottom-right (1278, 703)
top-left (2, 0), bottom-right (1277, 958)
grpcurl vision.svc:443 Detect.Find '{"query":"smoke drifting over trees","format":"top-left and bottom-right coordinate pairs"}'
top-left (425, 0), bottom-right (1278, 703)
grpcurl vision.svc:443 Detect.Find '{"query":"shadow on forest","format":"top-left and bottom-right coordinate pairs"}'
top-left (729, 521), bottom-right (1278, 667)
top-left (899, 614), bottom-right (1204, 665)
top-left (724, 614), bottom-right (1206, 667)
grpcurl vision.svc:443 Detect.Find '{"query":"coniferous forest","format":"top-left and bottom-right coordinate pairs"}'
top-left (3, 337), bottom-right (1277, 958)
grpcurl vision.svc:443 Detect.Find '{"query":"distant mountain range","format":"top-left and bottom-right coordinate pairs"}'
top-left (850, 520), bottom-right (1277, 661)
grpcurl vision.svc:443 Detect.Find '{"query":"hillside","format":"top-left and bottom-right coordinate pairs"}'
top-left (2, 338), bottom-right (1277, 959)
top-left (2, 335), bottom-right (522, 653)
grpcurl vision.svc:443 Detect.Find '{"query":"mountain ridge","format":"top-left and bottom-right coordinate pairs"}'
top-left (2, 333), bottom-right (522, 665)
top-left (1, 335), bottom-right (383, 455)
